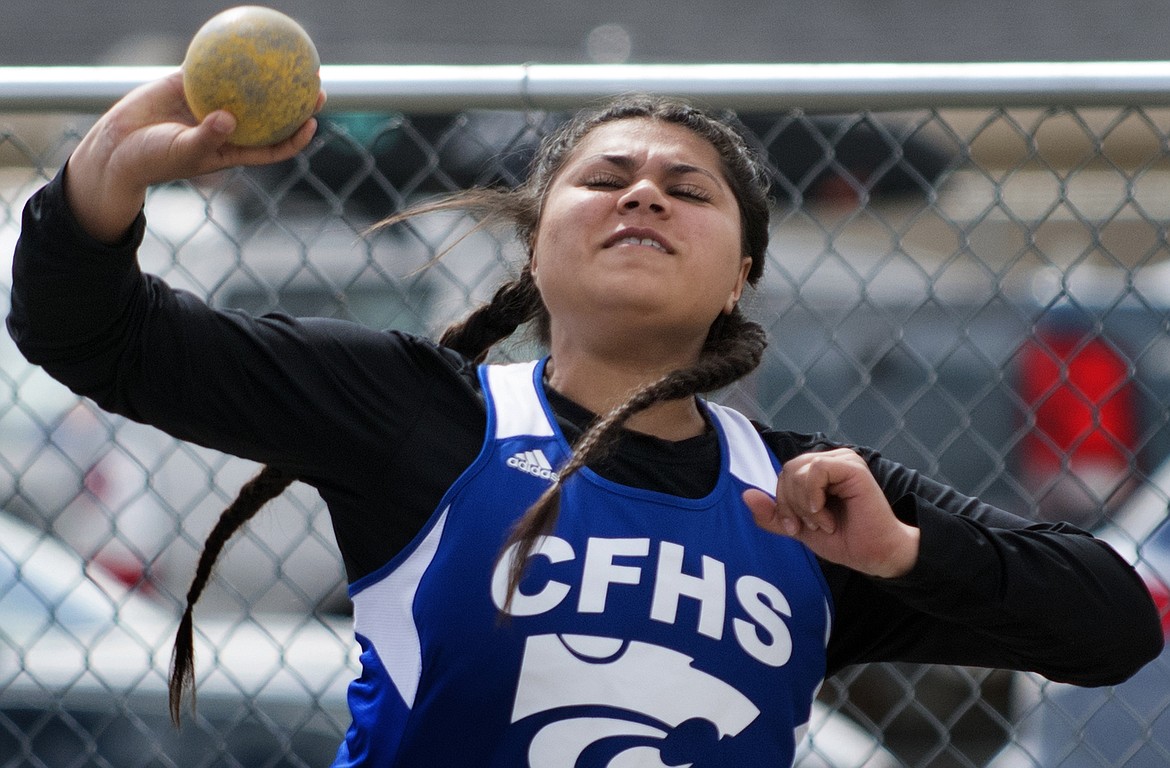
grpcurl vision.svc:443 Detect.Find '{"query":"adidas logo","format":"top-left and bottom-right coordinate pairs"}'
top-left (506, 449), bottom-right (560, 481)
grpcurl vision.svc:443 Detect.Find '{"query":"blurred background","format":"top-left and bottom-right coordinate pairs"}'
top-left (1, 0), bottom-right (1167, 67)
top-left (3, 4), bottom-right (1170, 768)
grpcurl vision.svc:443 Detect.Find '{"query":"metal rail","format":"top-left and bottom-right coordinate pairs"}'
top-left (1, 61), bottom-right (1169, 113)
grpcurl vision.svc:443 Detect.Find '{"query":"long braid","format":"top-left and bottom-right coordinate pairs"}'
top-left (165, 202), bottom-right (540, 729)
top-left (439, 265), bottom-right (543, 362)
top-left (499, 310), bottom-right (767, 611)
top-left (168, 464), bottom-right (294, 726)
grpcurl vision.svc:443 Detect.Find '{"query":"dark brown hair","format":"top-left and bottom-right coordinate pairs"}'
top-left (168, 93), bottom-right (772, 724)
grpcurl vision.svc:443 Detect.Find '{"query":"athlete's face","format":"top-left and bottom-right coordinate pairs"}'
top-left (530, 118), bottom-right (751, 351)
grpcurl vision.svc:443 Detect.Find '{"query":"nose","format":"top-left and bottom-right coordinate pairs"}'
top-left (618, 179), bottom-right (668, 214)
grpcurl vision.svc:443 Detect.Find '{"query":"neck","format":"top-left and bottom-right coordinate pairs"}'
top-left (544, 350), bottom-right (706, 441)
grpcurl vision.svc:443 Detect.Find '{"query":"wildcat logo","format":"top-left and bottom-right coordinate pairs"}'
top-left (512, 633), bottom-right (760, 767)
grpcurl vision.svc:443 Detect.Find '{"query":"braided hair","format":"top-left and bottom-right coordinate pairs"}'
top-left (168, 465), bottom-right (294, 724)
top-left (167, 93), bottom-right (772, 724)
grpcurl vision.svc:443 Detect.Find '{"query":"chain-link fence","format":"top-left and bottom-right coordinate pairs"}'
top-left (2, 63), bottom-right (1170, 767)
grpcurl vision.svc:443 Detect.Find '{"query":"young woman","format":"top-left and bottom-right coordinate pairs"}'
top-left (8, 72), bottom-right (1162, 767)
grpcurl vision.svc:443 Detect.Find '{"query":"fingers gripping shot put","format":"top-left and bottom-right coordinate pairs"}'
top-left (6, 20), bottom-right (1165, 767)
top-left (182, 6), bottom-right (320, 147)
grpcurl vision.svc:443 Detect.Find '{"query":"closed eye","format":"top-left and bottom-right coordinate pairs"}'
top-left (582, 172), bottom-right (626, 189)
top-left (671, 184), bottom-right (714, 202)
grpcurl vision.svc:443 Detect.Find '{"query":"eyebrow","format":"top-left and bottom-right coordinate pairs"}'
top-left (587, 153), bottom-right (723, 184)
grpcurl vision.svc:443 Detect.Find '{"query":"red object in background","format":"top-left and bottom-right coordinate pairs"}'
top-left (1020, 329), bottom-right (1136, 471)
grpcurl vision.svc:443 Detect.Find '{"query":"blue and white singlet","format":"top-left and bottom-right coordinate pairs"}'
top-left (334, 358), bottom-right (833, 767)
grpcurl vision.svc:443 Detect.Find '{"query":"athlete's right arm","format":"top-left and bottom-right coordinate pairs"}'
top-left (65, 72), bottom-right (318, 243)
top-left (9, 157), bottom-right (490, 581)
top-left (10, 100), bottom-right (434, 486)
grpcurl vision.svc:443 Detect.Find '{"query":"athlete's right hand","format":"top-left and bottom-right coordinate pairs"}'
top-left (64, 71), bottom-right (322, 244)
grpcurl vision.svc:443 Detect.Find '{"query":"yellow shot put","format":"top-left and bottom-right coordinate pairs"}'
top-left (182, 6), bottom-right (320, 147)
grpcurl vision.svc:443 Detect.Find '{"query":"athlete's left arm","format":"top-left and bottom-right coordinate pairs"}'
top-left (752, 432), bottom-right (1163, 686)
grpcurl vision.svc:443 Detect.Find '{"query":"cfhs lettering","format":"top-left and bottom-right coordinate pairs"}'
top-left (490, 536), bottom-right (793, 667)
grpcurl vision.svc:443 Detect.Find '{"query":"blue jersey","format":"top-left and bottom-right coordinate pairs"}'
top-left (334, 358), bottom-right (832, 767)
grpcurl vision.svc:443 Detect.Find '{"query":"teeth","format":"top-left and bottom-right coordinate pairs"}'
top-left (616, 236), bottom-right (666, 252)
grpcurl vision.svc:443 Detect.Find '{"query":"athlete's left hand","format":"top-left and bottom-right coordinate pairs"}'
top-left (742, 448), bottom-right (920, 578)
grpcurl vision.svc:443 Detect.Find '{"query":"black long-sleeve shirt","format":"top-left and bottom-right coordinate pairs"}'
top-left (7, 169), bottom-right (1163, 684)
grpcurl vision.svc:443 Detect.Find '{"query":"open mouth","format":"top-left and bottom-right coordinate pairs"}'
top-left (605, 229), bottom-right (674, 253)
top-left (612, 236), bottom-right (668, 252)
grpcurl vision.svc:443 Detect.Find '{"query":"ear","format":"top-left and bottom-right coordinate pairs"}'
top-left (723, 256), bottom-right (753, 314)
top-left (528, 235), bottom-right (540, 285)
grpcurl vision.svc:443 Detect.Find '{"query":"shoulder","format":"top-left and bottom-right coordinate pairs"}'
top-left (292, 321), bottom-right (481, 391)
top-left (248, 322), bottom-right (486, 445)
top-left (752, 421), bottom-right (914, 488)
top-left (752, 422), bottom-right (850, 463)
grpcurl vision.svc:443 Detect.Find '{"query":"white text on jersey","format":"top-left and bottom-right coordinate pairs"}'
top-left (490, 535), bottom-right (794, 667)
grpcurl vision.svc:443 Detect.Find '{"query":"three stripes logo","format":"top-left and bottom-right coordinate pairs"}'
top-left (506, 449), bottom-right (560, 482)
